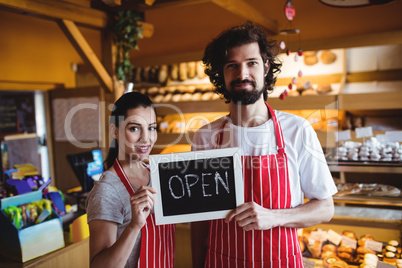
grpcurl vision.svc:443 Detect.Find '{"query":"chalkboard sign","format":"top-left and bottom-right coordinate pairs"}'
top-left (0, 91), bottom-right (36, 137)
top-left (150, 147), bottom-right (243, 225)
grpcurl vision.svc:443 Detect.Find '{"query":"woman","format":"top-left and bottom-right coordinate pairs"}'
top-left (86, 92), bottom-right (175, 268)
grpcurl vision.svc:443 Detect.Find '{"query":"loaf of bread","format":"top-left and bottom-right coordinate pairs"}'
top-left (196, 60), bottom-right (206, 79)
top-left (158, 64), bottom-right (168, 84)
top-left (180, 93), bottom-right (192, 102)
top-left (304, 51), bottom-right (318, 66)
top-left (321, 50), bottom-right (337, 64)
top-left (179, 62), bottom-right (188, 81)
top-left (170, 64), bottom-right (179, 81)
top-left (187, 61), bottom-right (197, 79)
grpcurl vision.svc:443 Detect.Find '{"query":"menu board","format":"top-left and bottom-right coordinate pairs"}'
top-left (0, 91), bottom-right (36, 137)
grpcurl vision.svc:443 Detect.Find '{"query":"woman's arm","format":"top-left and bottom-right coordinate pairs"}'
top-left (89, 186), bottom-right (156, 267)
top-left (89, 219), bottom-right (141, 267)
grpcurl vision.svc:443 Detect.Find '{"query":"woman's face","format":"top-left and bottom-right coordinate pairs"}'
top-left (114, 106), bottom-right (157, 162)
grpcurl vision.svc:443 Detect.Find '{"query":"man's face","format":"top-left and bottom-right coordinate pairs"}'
top-left (223, 42), bottom-right (268, 105)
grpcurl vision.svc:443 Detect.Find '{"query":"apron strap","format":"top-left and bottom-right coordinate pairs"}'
top-left (265, 103), bottom-right (285, 155)
top-left (113, 159), bottom-right (135, 196)
top-left (216, 103), bottom-right (285, 154)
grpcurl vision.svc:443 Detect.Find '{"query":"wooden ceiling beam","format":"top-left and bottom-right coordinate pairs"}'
top-left (0, 0), bottom-right (109, 29)
top-left (104, 0), bottom-right (209, 12)
top-left (58, 19), bottom-right (114, 93)
top-left (211, 0), bottom-right (278, 35)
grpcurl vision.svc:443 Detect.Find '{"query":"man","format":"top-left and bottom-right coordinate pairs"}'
top-left (191, 21), bottom-right (337, 268)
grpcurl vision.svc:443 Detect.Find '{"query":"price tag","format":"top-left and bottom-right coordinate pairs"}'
top-left (310, 230), bottom-right (327, 242)
top-left (376, 134), bottom-right (387, 143)
top-left (335, 130), bottom-right (351, 142)
top-left (341, 236), bottom-right (357, 249)
top-left (385, 130), bottom-right (402, 142)
top-left (302, 257), bottom-right (316, 268)
top-left (377, 261), bottom-right (397, 268)
top-left (355, 126), bottom-right (373, 138)
top-left (176, 122), bottom-right (185, 129)
top-left (160, 122), bottom-right (168, 129)
top-left (365, 240), bottom-right (383, 252)
top-left (326, 229), bottom-right (342, 246)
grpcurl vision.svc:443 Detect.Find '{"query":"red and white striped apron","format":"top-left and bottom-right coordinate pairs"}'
top-left (205, 103), bottom-right (304, 268)
top-left (114, 159), bottom-right (175, 268)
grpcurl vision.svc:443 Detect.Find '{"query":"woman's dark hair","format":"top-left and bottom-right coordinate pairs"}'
top-left (202, 21), bottom-right (282, 103)
top-left (104, 92), bottom-right (156, 169)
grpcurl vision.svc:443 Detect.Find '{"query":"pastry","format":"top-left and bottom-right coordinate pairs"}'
top-left (170, 64), bottom-right (179, 80)
top-left (147, 87), bottom-right (159, 96)
top-left (180, 93), bottom-right (192, 102)
top-left (387, 240), bottom-right (401, 254)
top-left (358, 234), bottom-right (375, 247)
top-left (337, 252), bottom-right (353, 262)
top-left (158, 87), bottom-right (167, 95)
top-left (385, 245), bottom-right (397, 254)
top-left (301, 89), bottom-right (317, 96)
top-left (322, 255), bottom-right (340, 267)
top-left (158, 64), bottom-right (168, 84)
top-left (187, 61), bottom-right (197, 79)
top-left (363, 253), bottom-right (378, 267)
top-left (179, 62), bottom-right (188, 81)
top-left (149, 66), bottom-right (158, 83)
top-left (287, 90), bottom-right (300, 97)
top-left (171, 94), bottom-right (182, 102)
top-left (383, 251), bottom-right (397, 264)
top-left (357, 246), bottom-right (376, 255)
top-left (186, 86), bottom-right (196, 93)
top-left (322, 250), bottom-right (337, 260)
top-left (201, 92), bottom-right (214, 101)
top-left (141, 66), bottom-right (151, 82)
top-left (338, 245), bottom-right (354, 254)
top-left (320, 50), bottom-right (337, 64)
top-left (152, 95), bottom-right (164, 103)
top-left (176, 85), bottom-right (188, 93)
top-left (196, 60), bottom-right (206, 79)
top-left (322, 244), bottom-right (337, 253)
top-left (191, 92), bottom-right (203, 101)
top-left (342, 230), bottom-right (357, 241)
top-left (317, 84), bottom-right (332, 94)
top-left (166, 86), bottom-right (177, 94)
top-left (212, 93), bottom-right (220, 100)
top-left (328, 260), bottom-right (348, 268)
top-left (162, 93), bottom-right (173, 102)
top-left (304, 51), bottom-right (318, 66)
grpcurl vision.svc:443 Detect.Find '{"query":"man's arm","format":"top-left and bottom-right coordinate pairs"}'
top-left (225, 197), bottom-right (334, 231)
top-left (191, 221), bottom-right (209, 268)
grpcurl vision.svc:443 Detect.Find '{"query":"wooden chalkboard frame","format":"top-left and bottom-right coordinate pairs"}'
top-left (150, 147), bottom-right (243, 225)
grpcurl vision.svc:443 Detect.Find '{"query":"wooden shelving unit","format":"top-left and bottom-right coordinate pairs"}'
top-left (339, 90), bottom-right (402, 110)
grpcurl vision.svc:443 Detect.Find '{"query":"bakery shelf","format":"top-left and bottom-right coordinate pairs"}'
top-left (267, 94), bottom-right (338, 110)
top-left (339, 90), bottom-right (402, 110)
top-left (328, 163), bottom-right (402, 174)
top-left (333, 195), bottom-right (402, 208)
top-left (155, 100), bottom-right (229, 116)
top-left (154, 94), bottom-right (338, 116)
top-left (152, 133), bottom-right (195, 154)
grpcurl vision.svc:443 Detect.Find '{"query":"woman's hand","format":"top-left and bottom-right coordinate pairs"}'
top-left (129, 185), bottom-right (156, 229)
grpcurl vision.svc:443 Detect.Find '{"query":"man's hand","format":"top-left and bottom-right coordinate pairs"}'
top-left (225, 202), bottom-right (275, 231)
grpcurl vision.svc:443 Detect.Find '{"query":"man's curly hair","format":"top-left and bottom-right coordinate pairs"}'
top-left (202, 21), bottom-right (282, 103)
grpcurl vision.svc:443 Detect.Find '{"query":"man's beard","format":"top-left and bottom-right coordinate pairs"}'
top-left (227, 79), bottom-right (264, 105)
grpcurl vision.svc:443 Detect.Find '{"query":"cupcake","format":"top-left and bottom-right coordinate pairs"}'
top-left (383, 251), bottom-right (397, 264)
